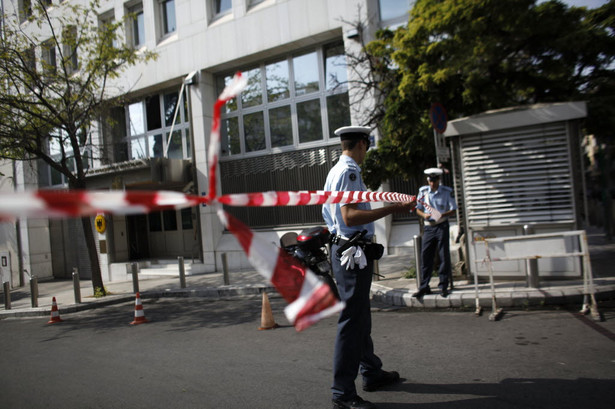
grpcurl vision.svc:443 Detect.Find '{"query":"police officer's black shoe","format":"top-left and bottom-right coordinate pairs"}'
top-left (412, 288), bottom-right (431, 298)
top-left (332, 396), bottom-right (377, 409)
top-left (362, 370), bottom-right (400, 392)
top-left (441, 289), bottom-right (449, 298)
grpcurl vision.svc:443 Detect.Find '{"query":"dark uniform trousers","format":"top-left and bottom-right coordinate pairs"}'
top-left (331, 243), bottom-right (383, 400)
top-left (419, 221), bottom-right (451, 291)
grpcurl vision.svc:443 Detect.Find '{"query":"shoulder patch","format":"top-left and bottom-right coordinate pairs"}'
top-left (349, 173), bottom-right (357, 181)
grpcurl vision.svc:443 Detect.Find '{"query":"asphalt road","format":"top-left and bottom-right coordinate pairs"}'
top-left (1, 296), bottom-right (614, 409)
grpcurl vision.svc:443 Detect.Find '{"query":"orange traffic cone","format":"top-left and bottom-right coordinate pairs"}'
top-left (129, 292), bottom-right (149, 325)
top-left (47, 297), bottom-right (63, 324)
top-left (258, 292), bottom-right (279, 330)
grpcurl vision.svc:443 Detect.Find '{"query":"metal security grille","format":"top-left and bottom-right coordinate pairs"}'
top-left (220, 146), bottom-right (341, 228)
top-left (460, 122), bottom-right (575, 226)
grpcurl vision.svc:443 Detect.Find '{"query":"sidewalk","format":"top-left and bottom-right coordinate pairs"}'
top-left (2, 227), bottom-right (614, 319)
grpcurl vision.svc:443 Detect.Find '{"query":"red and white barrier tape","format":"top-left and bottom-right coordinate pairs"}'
top-left (207, 72), bottom-right (247, 201)
top-left (0, 190), bottom-right (205, 218)
top-left (217, 190), bottom-right (415, 207)
top-left (218, 208), bottom-right (344, 330)
top-left (0, 73), bottom-right (416, 331)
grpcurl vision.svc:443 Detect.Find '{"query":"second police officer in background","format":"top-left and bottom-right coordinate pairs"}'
top-left (413, 167), bottom-right (457, 298)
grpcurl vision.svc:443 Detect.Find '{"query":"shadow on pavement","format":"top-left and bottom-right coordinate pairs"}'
top-left (378, 377), bottom-right (614, 409)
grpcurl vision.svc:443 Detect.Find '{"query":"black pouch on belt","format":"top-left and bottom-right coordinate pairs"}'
top-left (363, 243), bottom-right (384, 260)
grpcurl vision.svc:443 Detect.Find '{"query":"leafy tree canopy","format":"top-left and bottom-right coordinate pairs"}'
top-left (0, 0), bottom-right (156, 187)
top-left (362, 0), bottom-right (614, 190)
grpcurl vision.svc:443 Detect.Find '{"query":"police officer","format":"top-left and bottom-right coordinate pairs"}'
top-left (323, 126), bottom-right (415, 409)
top-left (413, 167), bottom-right (457, 298)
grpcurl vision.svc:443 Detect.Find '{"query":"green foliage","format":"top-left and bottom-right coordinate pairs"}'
top-left (402, 264), bottom-right (416, 279)
top-left (93, 286), bottom-right (108, 298)
top-left (0, 0), bottom-right (157, 185)
top-left (361, 0), bottom-right (615, 189)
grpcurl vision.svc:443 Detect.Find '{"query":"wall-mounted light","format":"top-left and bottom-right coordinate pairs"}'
top-left (345, 28), bottom-right (360, 40)
top-left (184, 70), bottom-right (198, 86)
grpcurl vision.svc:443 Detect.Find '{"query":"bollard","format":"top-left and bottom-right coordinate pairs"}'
top-left (30, 276), bottom-right (38, 307)
top-left (178, 256), bottom-right (186, 288)
top-left (131, 262), bottom-right (140, 294)
top-left (221, 253), bottom-right (230, 285)
top-left (72, 267), bottom-right (81, 304)
top-left (3, 281), bottom-right (11, 310)
top-left (413, 235), bottom-right (422, 289)
top-left (523, 225), bottom-right (539, 288)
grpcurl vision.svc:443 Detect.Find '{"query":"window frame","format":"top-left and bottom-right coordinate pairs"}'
top-left (379, 0), bottom-right (413, 28)
top-left (126, 1), bottom-right (145, 48)
top-left (41, 38), bottom-right (57, 76)
top-left (157, 0), bottom-right (177, 40)
top-left (210, 0), bottom-right (232, 22)
top-left (61, 25), bottom-right (79, 75)
top-left (124, 89), bottom-right (191, 162)
top-left (98, 9), bottom-right (119, 49)
top-left (217, 42), bottom-right (350, 160)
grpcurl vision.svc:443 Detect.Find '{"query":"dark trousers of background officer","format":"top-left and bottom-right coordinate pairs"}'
top-left (419, 221), bottom-right (451, 291)
top-left (331, 243), bottom-right (383, 400)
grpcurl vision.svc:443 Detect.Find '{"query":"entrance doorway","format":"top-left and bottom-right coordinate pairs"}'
top-left (127, 214), bottom-right (150, 260)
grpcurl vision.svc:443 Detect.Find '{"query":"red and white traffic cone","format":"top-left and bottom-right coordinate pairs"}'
top-left (129, 292), bottom-right (149, 325)
top-left (47, 297), bottom-right (63, 324)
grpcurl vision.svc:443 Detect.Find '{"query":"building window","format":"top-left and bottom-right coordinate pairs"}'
top-left (99, 10), bottom-right (119, 49)
top-left (127, 2), bottom-right (145, 48)
top-left (125, 89), bottom-right (191, 161)
top-left (43, 129), bottom-right (92, 187)
top-left (248, 0), bottom-right (266, 9)
top-left (159, 0), bottom-right (176, 37)
top-left (217, 42), bottom-right (350, 158)
top-left (62, 26), bottom-right (79, 74)
top-left (379, 0), bottom-right (413, 27)
top-left (41, 39), bottom-right (57, 76)
top-left (18, 0), bottom-right (32, 23)
top-left (213, 0), bottom-right (232, 17)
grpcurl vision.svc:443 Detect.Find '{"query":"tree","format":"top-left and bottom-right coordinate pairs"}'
top-left (357, 0), bottom-right (615, 190)
top-left (0, 0), bottom-right (156, 294)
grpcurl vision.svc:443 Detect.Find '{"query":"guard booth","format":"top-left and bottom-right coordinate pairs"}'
top-left (442, 102), bottom-right (588, 280)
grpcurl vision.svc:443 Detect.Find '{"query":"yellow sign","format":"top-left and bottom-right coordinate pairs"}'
top-left (95, 215), bottom-right (106, 234)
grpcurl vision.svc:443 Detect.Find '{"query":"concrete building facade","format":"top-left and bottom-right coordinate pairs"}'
top-left (1, 0), bottom-right (423, 285)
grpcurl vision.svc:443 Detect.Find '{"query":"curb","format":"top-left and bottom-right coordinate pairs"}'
top-left (370, 283), bottom-right (615, 310)
top-left (0, 284), bottom-right (278, 319)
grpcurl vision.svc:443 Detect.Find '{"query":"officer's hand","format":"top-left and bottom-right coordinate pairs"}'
top-left (424, 213), bottom-right (432, 220)
top-left (396, 201), bottom-right (415, 212)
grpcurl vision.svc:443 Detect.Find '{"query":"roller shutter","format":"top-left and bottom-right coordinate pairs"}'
top-left (460, 122), bottom-right (575, 226)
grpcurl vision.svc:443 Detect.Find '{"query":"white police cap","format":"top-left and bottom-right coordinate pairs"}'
top-left (334, 126), bottom-right (371, 140)
top-left (424, 167), bottom-right (443, 177)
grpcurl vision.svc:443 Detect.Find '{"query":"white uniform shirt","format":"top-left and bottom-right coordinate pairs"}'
top-left (322, 155), bottom-right (374, 239)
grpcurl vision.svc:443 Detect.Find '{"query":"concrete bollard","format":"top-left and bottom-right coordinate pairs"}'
top-left (178, 256), bottom-right (186, 288)
top-left (72, 267), bottom-right (81, 304)
top-left (413, 235), bottom-right (422, 289)
top-left (3, 281), bottom-right (11, 310)
top-left (221, 253), bottom-right (230, 285)
top-left (30, 276), bottom-right (38, 308)
top-left (131, 262), bottom-right (140, 294)
top-left (523, 225), bottom-right (539, 288)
